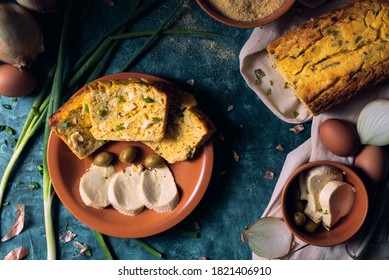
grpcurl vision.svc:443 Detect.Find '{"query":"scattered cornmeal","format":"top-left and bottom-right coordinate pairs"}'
top-left (207, 0), bottom-right (285, 22)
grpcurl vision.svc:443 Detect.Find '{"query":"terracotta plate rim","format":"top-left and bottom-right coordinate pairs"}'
top-left (47, 72), bottom-right (214, 238)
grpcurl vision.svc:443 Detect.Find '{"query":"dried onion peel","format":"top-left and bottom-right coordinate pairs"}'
top-left (0, 3), bottom-right (44, 68)
top-left (242, 217), bottom-right (293, 259)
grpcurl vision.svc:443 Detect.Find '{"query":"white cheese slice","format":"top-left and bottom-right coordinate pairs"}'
top-left (299, 165), bottom-right (343, 200)
top-left (108, 166), bottom-right (145, 216)
top-left (138, 163), bottom-right (179, 213)
top-left (319, 180), bottom-right (355, 230)
top-left (302, 165), bottom-right (343, 223)
top-left (79, 165), bottom-right (115, 209)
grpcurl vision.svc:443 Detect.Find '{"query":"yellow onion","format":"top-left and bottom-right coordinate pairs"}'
top-left (0, 3), bottom-right (44, 68)
top-left (16, 0), bottom-right (56, 13)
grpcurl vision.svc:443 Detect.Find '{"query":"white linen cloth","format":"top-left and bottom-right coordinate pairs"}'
top-left (239, 0), bottom-right (389, 259)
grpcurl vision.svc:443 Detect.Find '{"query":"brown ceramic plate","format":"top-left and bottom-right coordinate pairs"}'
top-left (47, 72), bottom-right (214, 238)
top-left (281, 161), bottom-right (369, 247)
top-left (196, 0), bottom-right (295, 28)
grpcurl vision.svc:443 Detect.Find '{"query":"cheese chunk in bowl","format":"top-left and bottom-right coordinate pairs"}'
top-left (281, 161), bottom-right (368, 247)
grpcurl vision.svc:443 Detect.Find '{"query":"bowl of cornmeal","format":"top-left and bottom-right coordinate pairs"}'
top-left (196, 0), bottom-right (295, 28)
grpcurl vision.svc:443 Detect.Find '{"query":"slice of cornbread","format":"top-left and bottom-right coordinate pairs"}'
top-left (86, 79), bottom-right (170, 142)
top-left (267, 0), bottom-right (389, 115)
top-left (143, 87), bottom-right (216, 164)
top-left (48, 92), bottom-right (104, 159)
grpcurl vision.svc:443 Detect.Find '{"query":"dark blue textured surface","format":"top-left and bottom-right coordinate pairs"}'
top-left (0, 0), bottom-right (314, 260)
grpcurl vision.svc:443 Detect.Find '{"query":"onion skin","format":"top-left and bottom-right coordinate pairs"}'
top-left (0, 3), bottom-right (44, 68)
top-left (243, 217), bottom-right (292, 259)
top-left (16, 0), bottom-right (57, 13)
top-left (357, 99), bottom-right (389, 146)
top-left (0, 64), bottom-right (37, 97)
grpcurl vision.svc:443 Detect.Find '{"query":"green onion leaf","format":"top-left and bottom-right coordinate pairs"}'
top-left (151, 117), bottom-right (160, 122)
top-left (114, 124), bottom-right (124, 131)
top-left (29, 182), bottom-right (40, 190)
top-left (2, 104), bottom-right (12, 110)
top-left (117, 96), bottom-right (125, 103)
top-left (61, 122), bottom-right (70, 128)
top-left (98, 109), bottom-right (107, 117)
top-left (5, 126), bottom-right (15, 135)
top-left (143, 97), bottom-right (154, 103)
top-left (83, 103), bottom-right (89, 113)
top-left (32, 106), bottom-right (39, 116)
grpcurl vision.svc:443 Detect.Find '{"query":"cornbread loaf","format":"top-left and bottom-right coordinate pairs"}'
top-left (143, 86), bottom-right (216, 164)
top-left (267, 0), bottom-right (389, 115)
top-left (48, 92), bottom-right (104, 159)
top-left (86, 79), bottom-right (170, 142)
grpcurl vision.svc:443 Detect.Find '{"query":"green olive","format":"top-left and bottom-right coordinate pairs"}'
top-left (144, 154), bottom-right (164, 168)
top-left (292, 200), bottom-right (305, 213)
top-left (290, 186), bottom-right (301, 201)
top-left (304, 219), bottom-right (318, 233)
top-left (94, 151), bottom-right (113, 166)
top-left (119, 146), bottom-right (138, 163)
top-left (293, 211), bottom-right (306, 227)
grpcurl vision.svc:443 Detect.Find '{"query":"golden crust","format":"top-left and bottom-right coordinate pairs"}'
top-left (143, 86), bottom-right (216, 164)
top-left (48, 92), bottom-right (104, 159)
top-left (267, 0), bottom-right (389, 115)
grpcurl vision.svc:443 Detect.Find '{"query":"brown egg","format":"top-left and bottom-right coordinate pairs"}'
top-left (354, 145), bottom-right (388, 184)
top-left (0, 64), bottom-right (36, 97)
top-left (319, 118), bottom-right (361, 157)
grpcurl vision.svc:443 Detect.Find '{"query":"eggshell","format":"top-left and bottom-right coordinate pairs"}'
top-left (319, 118), bottom-right (361, 157)
top-left (354, 145), bottom-right (388, 184)
top-left (0, 64), bottom-right (36, 97)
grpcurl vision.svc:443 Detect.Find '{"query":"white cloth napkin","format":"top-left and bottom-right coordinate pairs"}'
top-left (239, 0), bottom-right (389, 259)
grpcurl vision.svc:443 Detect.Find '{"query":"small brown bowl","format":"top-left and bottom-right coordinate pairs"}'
top-left (281, 161), bottom-right (369, 247)
top-left (196, 0), bottom-right (296, 28)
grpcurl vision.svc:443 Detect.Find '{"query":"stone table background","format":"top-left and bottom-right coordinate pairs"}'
top-left (0, 0), bottom-right (387, 260)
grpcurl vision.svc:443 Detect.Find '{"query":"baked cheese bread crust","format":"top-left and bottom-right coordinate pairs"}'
top-left (86, 79), bottom-right (170, 142)
top-left (267, 0), bottom-right (389, 115)
top-left (143, 86), bottom-right (216, 164)
top-left (48, 92), bottom-right (104, 159)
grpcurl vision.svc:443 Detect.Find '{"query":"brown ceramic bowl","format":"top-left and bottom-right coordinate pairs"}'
top-left (281, 161), bottom-right (369, 247)
top-left (196, 0), bottom-right (296, 28)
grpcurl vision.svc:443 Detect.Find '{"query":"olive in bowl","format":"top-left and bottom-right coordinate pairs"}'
top-left (280, 161), bottom-right (369, 247)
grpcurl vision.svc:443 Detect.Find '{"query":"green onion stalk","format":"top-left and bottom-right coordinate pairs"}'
top-left (0, 0), bottom-right (225, 259)
top-left (0, 86), bottom-right (50, 210)
top-left (41, 0), bottom-right (75, 260)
